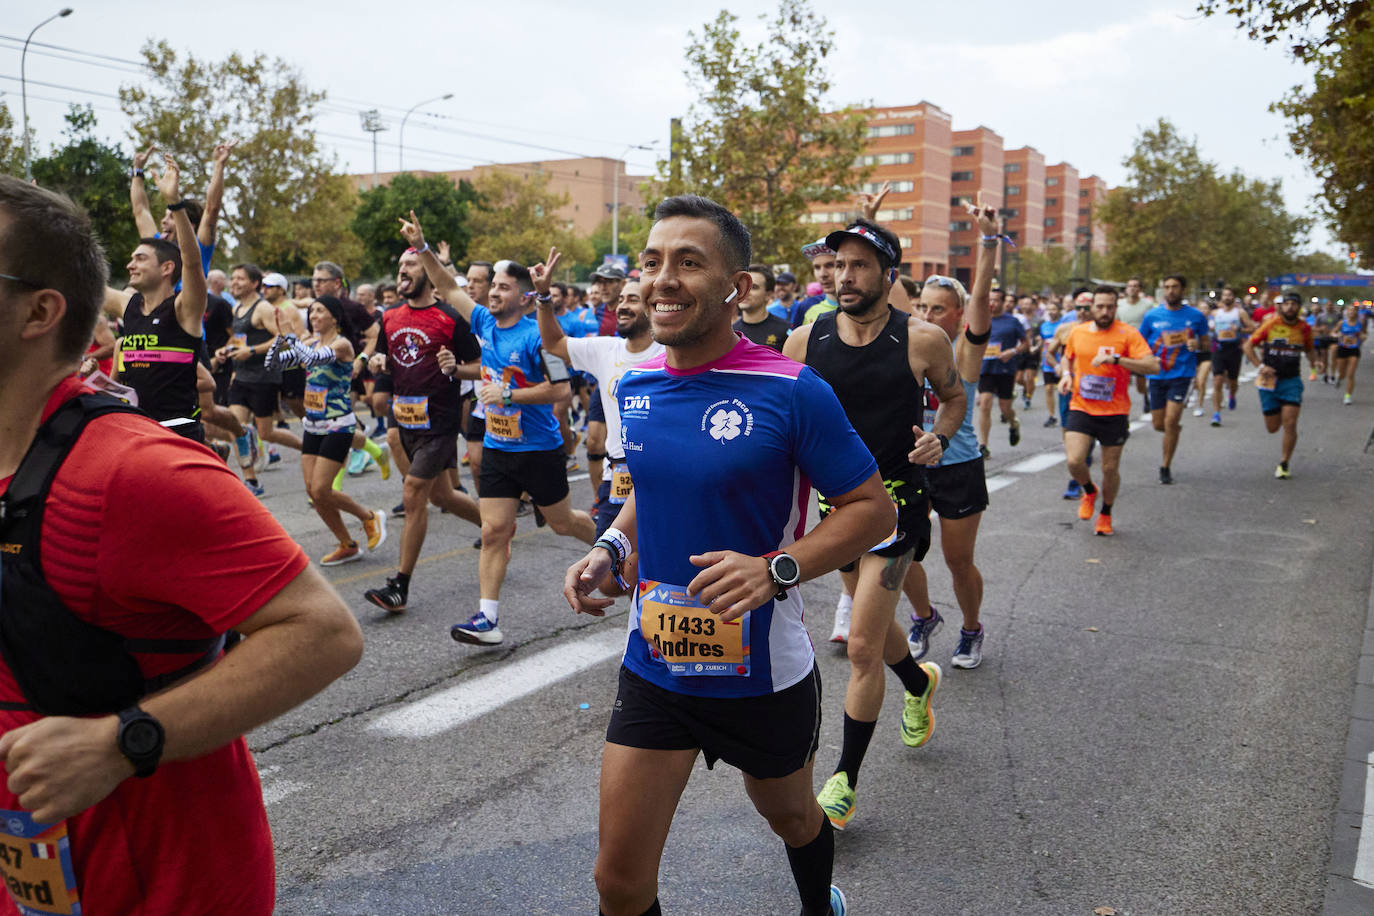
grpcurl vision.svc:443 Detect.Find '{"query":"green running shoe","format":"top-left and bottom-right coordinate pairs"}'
top-left (817, 772), bottom-right (857, 831)
top-left (901, 661), bottom-right (942, 747)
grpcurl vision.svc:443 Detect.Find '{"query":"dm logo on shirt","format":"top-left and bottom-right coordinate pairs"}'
top-left (702, 398), bottom-right (753, 442)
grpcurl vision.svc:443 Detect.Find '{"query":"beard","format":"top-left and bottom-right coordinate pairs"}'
top-left (617, 314), bottom-right (649, 339)
top-left (838, 286), bottom-right (884, 316)
top-left (401, 272), bottom-right (430, 300)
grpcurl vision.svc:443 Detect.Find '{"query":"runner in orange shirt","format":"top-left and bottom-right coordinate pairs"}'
top-left (1057, 286), bottom-right (1161, 535)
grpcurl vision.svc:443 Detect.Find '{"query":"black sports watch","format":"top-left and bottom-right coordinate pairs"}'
top-left (763, 551), bottom-right (801, 599)
top-left (935, 433), bottom-right (950, 452)
top-left (116, 706), bottom-right (165, 778)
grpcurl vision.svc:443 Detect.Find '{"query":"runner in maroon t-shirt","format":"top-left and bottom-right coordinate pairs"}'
top-left (364, 246), bottom-right (483, 612)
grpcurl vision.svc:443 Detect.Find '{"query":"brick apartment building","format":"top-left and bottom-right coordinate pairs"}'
top-left (804, 103), bottom-right (1112, 289)
top-left (352, 156), bottom-right (642, 238)
top-left (948, 127), bottom-right (1004, 287)
top-left (1044, 162), bottom-right (1080, 248)
top-left (805, 101), bottom-right (954, 278)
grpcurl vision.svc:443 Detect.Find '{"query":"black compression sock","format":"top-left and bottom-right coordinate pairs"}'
top-left (599, 901), bottom-right (661, 916)
top-left (395, 572), bottom-right (411, 593)
top-left (888, 653), bottom-right (930, 697)
top-left (1081, 481), bottom-right (1097, 495)
top-left (834, 714), bottom-right (877, 789)
top-left (786, 817), bottom-right (835, 916)
top-left (1101, 503), bottom-right (1113, 516)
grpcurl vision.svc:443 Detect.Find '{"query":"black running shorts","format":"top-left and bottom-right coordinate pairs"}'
top-left (926, 456), bottom-right (989, 520)
top-left (978, 373), bottom-right (1015, 400)
top-left (1064, 410), bottom-right (1130, 447)
top-left (606, 663), bottom-right (821, 780)
top-left (302, 430), bottom-right (353, 464)
top-left (228, 379), bottom-right (279, 418)
top-left (399, 428), bottom-right (459, 480)
top-left (1211, 345), bottom-right (1243, 380)
top-left (479, 446), bottom-right (570, 506)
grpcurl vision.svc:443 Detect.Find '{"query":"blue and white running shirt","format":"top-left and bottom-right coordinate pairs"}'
top-left (617, 336), bottom-right (878, 698)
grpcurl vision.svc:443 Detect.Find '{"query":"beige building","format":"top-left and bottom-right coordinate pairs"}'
top-left (352, 156), bottom-right (644, 237)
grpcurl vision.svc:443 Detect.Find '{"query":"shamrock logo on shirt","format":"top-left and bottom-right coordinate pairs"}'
top-left (709, 408), bottom-right (743, 441)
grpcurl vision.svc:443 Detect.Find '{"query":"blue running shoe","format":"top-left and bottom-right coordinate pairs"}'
top-left (829, 885), bottom-right (847, 916)
top-left (451, 611), bottom-right (503, 646)
top-left (346, 448), bottom-right (368, 476)
top-left (907, 606), bottom-right (943, 660)
top-left (243, 478), bottom-right (265, 498)
top-left (952, 626), bottom-right (985, 669)
top-left (1063, 478), bottom-right (1082, 500)
top-left (1228, 393), bottom-right (1237, 410)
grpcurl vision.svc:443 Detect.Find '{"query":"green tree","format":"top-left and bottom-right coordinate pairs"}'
top-left (1198, 1), bottom-right (1373, 61)
top-left (1273, 23), bottom-right (1374, 267)
top-left (28, 106), bottom-right (141, 282)
top-left (352, 173), bottom-right (479, 279)
top-left (1006, 246), bottom-right (1076, 296)
top-left (586, 209), bottom-right (653, 278)
top-left (466, 170), bottom-right (593, 271)
top-left (1098, 118), bottom-right (1308, 294)
top-left (0, 100), bottom-right (26, 177)
top-left (119, 40), bottom-right (361, 274)
top-left (655, 0), bottom-right (870, 265)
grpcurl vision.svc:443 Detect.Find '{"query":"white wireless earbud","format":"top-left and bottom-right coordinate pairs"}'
top-left (724, 289), bottom-right (738, 304)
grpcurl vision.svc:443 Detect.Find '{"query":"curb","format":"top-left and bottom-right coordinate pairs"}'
top-left (1324, 549), bottom-right (1374, 914)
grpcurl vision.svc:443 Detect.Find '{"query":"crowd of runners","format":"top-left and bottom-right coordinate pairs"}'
top-left (1, 144), bottom-right (1366, 916)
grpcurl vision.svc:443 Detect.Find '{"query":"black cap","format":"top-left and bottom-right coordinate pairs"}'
top-left (776, 271), bottom-right (796, 284)
top-left (825, 223), bottom-right (901, 271)
top-left (591, 264), bottom-right (627, 280)
top-left (1281, 292), bottom-right (1302, 304)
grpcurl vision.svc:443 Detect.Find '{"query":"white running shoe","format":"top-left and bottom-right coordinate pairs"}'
top-left (829, 604), bottom-right (851, 644)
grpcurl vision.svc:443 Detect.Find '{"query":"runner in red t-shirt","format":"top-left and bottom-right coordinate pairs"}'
top-left (0, 175), bottom-right (363, 915)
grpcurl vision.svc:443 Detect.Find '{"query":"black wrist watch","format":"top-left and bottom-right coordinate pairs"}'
top-left (1112, 354), bottom-right (1121, 365)
top-left (763, 551), bottom-right (801, 599)
top-left (936, 433), bottom-right (950, 451)
top-left (116, 706), bottom-right (165, 778)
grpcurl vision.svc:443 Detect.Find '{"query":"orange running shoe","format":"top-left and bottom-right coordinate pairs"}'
top-left (1095, 513), bottom-right (1114, 536)
top-left (1077, 490), bottom-right (1096, 520)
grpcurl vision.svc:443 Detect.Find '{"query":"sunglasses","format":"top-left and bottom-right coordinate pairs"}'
top-left (0, 272), bottom-right (43, 288)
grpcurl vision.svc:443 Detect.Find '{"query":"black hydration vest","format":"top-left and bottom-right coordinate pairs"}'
top-left (0, 393), bottom-right (223, 717)
top-left (805, 307), bottom-right (926, 479)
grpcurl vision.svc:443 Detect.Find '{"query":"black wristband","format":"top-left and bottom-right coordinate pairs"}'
top-left (964, 327), bottom-right (991, 345)
top-left (167, 200), bottom-right (189, 211)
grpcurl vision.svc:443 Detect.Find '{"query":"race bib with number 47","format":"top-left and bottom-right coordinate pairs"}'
top-left (0, 809), bottom-right (80, 915)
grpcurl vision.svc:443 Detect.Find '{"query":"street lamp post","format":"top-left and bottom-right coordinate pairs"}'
top-left (21, 7), bottom-right (73, 180)
top-left (611, 142), bottom-right (656, 260)
top-left (398, 93), bottom-right (453, 173)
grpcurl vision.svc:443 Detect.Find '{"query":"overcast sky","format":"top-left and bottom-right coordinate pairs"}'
top-left (0, 0), bottom-right (1344, 255)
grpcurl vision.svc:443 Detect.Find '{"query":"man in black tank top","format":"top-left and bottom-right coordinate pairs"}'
top-left (783, 218), bottom-right (967, 832)
top-left (114, 156), bottom-right (209, 443)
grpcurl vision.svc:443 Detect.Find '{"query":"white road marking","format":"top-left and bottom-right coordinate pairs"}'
top-left (1354, 751), bottom-right (1374, 887)
top-left (986, 475), bottom-right (1016, 493)
top-left (1129, 420), bottom-right (1148, 432)
top-left (368, 628), bottom-right (626, 739)
top-left (257, 766), bottom-right (309, 806)
top-left (1006, 453), bottom-right (1066, 474)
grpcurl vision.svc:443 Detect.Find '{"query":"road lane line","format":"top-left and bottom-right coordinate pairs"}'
top-left (1006, 453), bottom-right (1066, 474)
top-left (257, 766), bottom-right (310, 806)
top-left (1129, 420), bottom-right (1148, 432)
top-left (986, 475), bottom-right (1016, 493)
top-left (1354, 751), bottom-right (1374, 887)
top-left (368, 628), bottom-right (626, 738)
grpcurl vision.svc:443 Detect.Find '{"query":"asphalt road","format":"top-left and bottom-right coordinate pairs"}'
top-left (245, 372), bottom-right (1374, 916)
